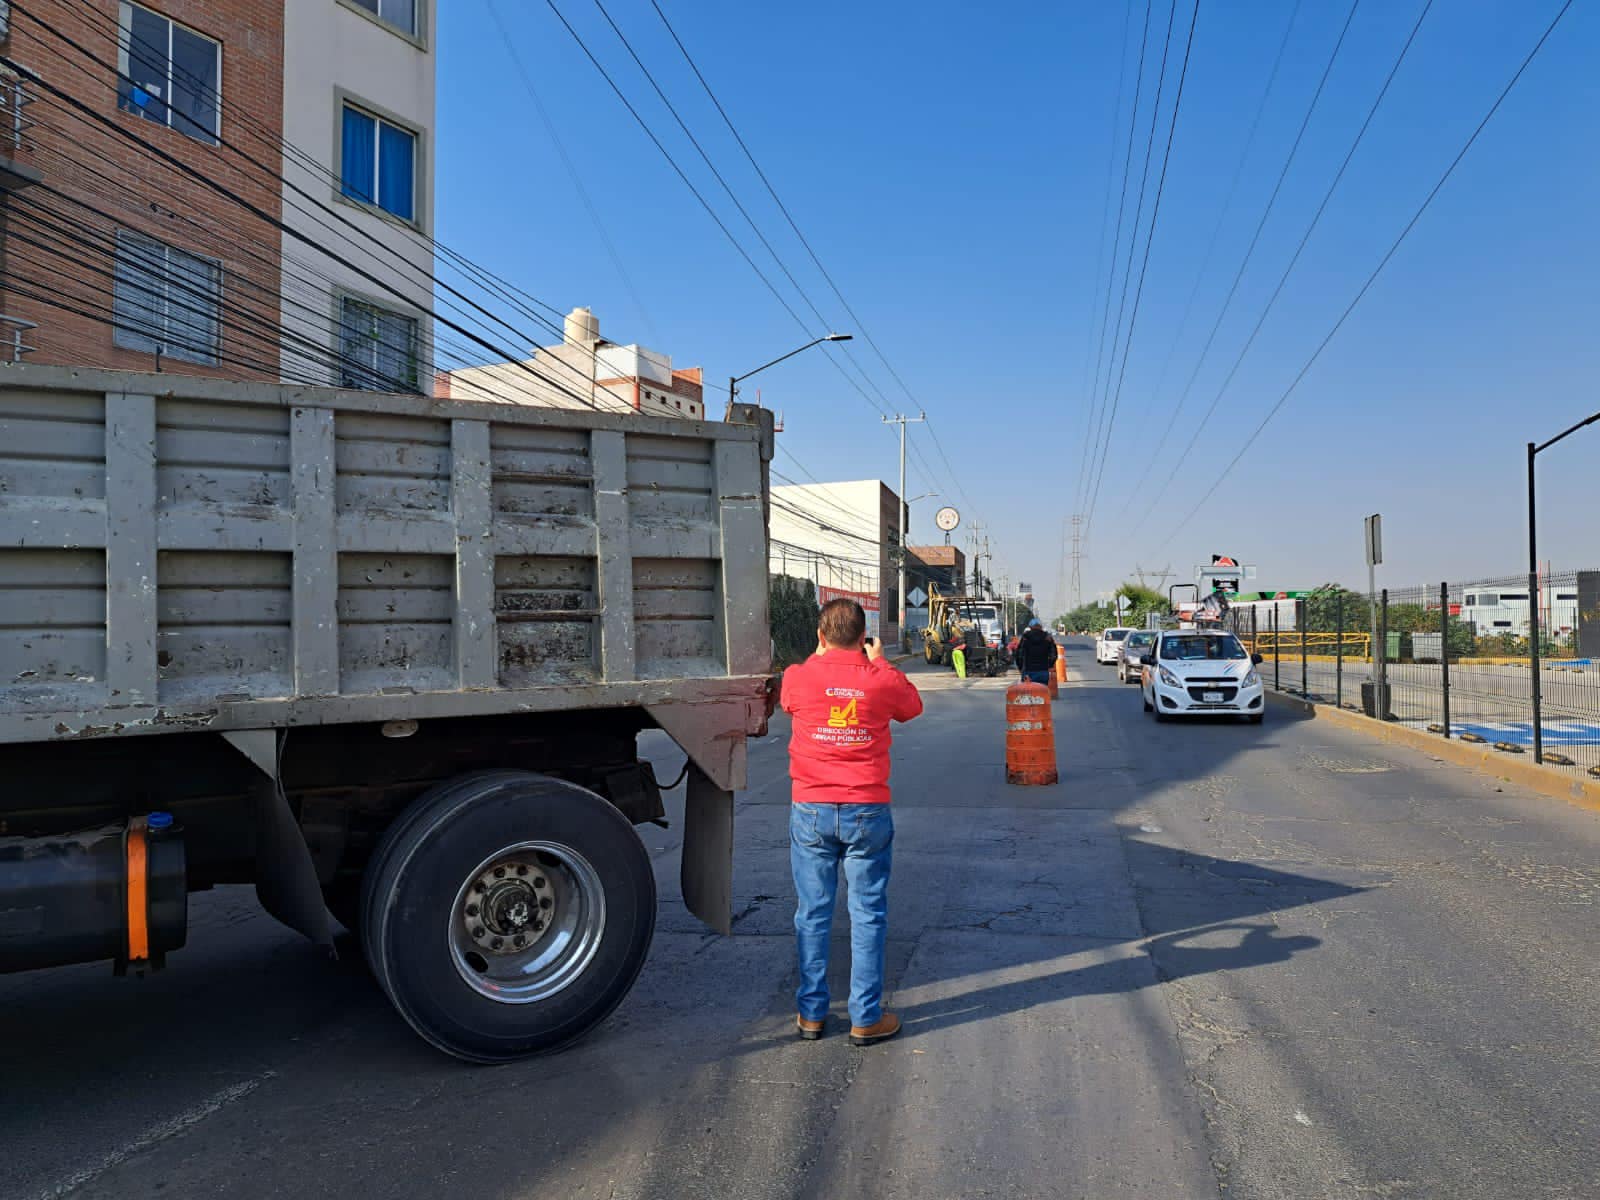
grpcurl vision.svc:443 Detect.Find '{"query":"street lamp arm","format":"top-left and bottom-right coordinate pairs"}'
top-left (731, 333), bottom-right (853, 386)
top-left (1534, 406), bottom-right (1600, 456)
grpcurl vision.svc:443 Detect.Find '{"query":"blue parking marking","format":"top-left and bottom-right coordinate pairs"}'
top-left (1451, 720), bottom-right (1600, 746)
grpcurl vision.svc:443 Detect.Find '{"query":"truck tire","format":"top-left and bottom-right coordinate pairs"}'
top-left (360, 770), bottom-right (655, 1063)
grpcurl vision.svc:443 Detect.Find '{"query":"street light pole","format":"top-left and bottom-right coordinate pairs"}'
top-left (1526, 405), bottom-right (1600, 765)
top-left (883, 412), bottom-right (925, 645)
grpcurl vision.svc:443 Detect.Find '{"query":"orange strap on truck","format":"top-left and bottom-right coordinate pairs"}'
top-left (126, 815), bottom-right (149, 963)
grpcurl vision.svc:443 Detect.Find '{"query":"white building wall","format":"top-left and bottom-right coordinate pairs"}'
top-left (769, 480), bottom-right (901, 642)
top-left (279, 0), bottom-right (437, 387)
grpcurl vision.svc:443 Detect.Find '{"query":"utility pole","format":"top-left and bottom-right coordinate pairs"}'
top-left (882, 412), bottom-right (925, 645)
top-left (967, 520), bottom-right (986, 594)
top-left (1068, 514), bottom-right (1085, 610)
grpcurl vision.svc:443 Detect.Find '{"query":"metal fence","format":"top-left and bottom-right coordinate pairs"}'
top-left (1227, 570), bottom-right (1600, 773)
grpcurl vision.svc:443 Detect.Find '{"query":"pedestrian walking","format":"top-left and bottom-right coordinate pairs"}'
top-left (780, 597), bottom-right (923, 1046)
top-left (1014, 618), bottom-right (1058, 686)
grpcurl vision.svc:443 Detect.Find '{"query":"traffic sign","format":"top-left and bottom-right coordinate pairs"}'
top-left (934, 506), bottom-right (960, 532)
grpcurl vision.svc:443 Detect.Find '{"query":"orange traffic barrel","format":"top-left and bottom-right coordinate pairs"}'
top-left (1048, 672), bottom-right (1059, 699)
top-left (1005, 680), bottom-right (1058, 785)
top-left (1055, 647), bottom-right (1068, 685)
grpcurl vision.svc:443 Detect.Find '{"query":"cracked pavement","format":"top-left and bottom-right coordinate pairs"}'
top-left (3, 641), bottom-right (1598, 1198)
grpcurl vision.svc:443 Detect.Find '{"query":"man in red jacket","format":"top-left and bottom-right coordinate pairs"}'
top-left (781, 597), bottom-right (923, 1046)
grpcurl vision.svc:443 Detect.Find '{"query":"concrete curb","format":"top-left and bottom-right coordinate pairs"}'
top-left (1264, 689), bottom-right (1600, 815)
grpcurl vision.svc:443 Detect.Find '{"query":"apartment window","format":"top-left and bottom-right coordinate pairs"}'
top-left (347, 0), bottom-right (418, 37)
top-left (1493, 621), bottom-right (1513, 628)
top-left (340, 103), bottom-right (416, 221)
top-left (1500, 593), bottom-right (1528, 602)
top-left (117, 3), bottom-right (220, 144)
top-left (1557, 592), bottom-right (1578, 601)
top-left (339, 296), bottom-right (419, 393)
top-left (112, 231), bottom-right (221, 365)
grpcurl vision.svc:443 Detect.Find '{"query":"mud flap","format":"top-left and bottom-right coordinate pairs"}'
top-left (680, 762), bottom-right (734, 935)
top-left (251, 777), bottom-right (336, 956)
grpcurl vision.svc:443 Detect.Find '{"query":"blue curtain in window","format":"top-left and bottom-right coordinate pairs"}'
top-left (341, 107), bottom-right (376, 204)
top-left (378, 123), bottom-right (415, 221)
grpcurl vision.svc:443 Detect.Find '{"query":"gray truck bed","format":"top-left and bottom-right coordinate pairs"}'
top-left (0, 365), bottom-right (771, 755)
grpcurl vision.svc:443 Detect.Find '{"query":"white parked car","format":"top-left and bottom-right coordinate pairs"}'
top-left (1095, 627), bottom-right (1134, 665)
top-left (1141, 630), bottom-right (1265, 723)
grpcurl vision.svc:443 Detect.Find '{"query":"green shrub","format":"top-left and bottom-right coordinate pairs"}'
top-left (770, 575), bottom-right (820, 668)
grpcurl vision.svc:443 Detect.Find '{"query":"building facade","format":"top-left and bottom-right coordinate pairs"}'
top-left (0, 0), bottom-right (434, 389)
top-left (437, 307), bottom-right (706, 419)
top-left (903, 543), bottom-right (968, 637)
top-left (770, 479), bottom-right (903, 644)
top-left (0, 0), bottom-right (285, 377)
top-left (278, 0), bottom-right (436, 391)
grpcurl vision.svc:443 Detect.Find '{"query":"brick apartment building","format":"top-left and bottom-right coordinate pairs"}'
top-left (437, 306), bottom-right (708, 419)
top-left (0, 0), bottom-right (434, 387)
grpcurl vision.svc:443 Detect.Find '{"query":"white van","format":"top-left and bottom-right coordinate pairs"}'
top-left (1096, 627), bottom-right (1135, 665)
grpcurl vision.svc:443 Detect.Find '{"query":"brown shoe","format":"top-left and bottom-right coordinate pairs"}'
top-left (796, 1015), bottom-right (826, 1041)
top-left (848, 1012), bottom-right (901, 1046)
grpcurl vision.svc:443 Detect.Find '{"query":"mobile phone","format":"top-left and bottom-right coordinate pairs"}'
top-left (863, 637), bottom-right (876, 647)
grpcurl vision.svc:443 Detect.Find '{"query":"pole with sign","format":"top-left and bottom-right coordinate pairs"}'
top-left (1365, 513), bottom-right (1383, 702)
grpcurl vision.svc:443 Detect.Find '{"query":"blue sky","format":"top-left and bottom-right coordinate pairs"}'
top-left (437, 0), bottom-right (1598, 616)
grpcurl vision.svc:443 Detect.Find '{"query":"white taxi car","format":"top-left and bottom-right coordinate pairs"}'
top-left (1141, 630), bottom-right (1265, 723)
top-left (1095, 627), bottom-right (1135, 665)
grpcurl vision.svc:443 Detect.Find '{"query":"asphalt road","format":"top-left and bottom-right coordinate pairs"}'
top-left (5, 643), bottom-right (1599, 1199)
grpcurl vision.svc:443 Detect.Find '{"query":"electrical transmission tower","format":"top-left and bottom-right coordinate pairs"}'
top-left (1067, 514), bottom-right (1084, 610)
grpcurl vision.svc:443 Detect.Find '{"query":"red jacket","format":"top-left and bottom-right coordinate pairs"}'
top-left (780, 649), bottom-right (924, 805)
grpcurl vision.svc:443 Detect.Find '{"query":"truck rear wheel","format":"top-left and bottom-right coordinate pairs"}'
top-left (360, 770), bottom-right (655, 1063)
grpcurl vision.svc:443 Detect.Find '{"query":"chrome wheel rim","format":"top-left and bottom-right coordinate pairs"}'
top-left (448, 841), bottom-right (607, 1004)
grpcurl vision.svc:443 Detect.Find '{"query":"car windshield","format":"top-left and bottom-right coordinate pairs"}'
top-left (1105, 629), bottom-right (1129, 641)
top-left (1161, 634), bottom-right (1247, 661)
top-left (1126, 633), bottom-right (1154, 648)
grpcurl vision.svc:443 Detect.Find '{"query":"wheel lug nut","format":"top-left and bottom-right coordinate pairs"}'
top-left (473, 882), bottom-right (486, 894)
top-left (513, 934), bottom-right (526, 947)
top-left (539, 897), bottom-right (552, 910)
top-left (472, 926), bottom-right (486, 939)
top-left (534, 877), bottom-right (546, 888)
top-left (465, 904), bottom-right (479, 917)
top-left (493, 866), bottom-right (506, 879)
top-left (515, 864), bottom-right (527, 876)
top-left (491, 937), bottom-right (504, 950)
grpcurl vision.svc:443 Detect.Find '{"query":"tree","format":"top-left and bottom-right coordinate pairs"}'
top-left (1114, 582), bottom-right (1167, 628)
top-left (1302, 584), bottom-right (1365, 633)
top-left (769, 575), bottom-right (820, 668)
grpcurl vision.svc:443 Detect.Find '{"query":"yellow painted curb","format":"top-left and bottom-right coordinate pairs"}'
top-left (1266, 691), bottom-right (1600, 815)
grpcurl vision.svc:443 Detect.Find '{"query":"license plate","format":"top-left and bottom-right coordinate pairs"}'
top-left (1202, 691), bottom-right (1224, 703)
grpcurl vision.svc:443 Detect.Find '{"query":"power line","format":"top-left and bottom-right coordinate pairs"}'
top-left (1127, 0), bottom-right (1362, 511)
top-left (1133, 0), bottom-right (1435, 535)
top-left (647, 0), bottom-right (939, 424)
top-left (1075, 0), bottom-right (1154, 517)
top-left (1082, 0), bottom-right (1203, 535)
top-left (479, 0), bottom-right (659, 341)
top-left (1115, 0), bottom-right (1304, 514)
top-left (1157, 0), bottom-right (1575, 547)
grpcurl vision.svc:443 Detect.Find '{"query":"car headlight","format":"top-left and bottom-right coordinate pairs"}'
top-left (1242, 668), bottom-right (1260, 687)
top-left (1158, 665), bottom-right (1180, 687)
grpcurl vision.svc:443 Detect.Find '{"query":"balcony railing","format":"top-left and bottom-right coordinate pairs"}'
top-left (0, 68), bottom-right (32, 150)
top-left (0, 314), bottom-right (38, 361)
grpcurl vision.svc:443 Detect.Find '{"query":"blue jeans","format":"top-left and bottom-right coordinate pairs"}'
top-left (790, 802), bottom-right (894, 1028)
top-left (1022, 669), bottom-right (1050, 685)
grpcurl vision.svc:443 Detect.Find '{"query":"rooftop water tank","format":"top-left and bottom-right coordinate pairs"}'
top-left (564, 306), bottom-right (599, 346)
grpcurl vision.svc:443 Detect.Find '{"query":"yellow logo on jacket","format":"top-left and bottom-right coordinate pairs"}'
top-left (827, 697), bottom-right (860, 728)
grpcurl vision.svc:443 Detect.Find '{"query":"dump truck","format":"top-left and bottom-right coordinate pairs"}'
top-left (920, 588), bottom-right (1006, 675)
top-left (0, 364), bottom-right (775, 1063)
